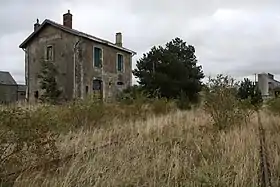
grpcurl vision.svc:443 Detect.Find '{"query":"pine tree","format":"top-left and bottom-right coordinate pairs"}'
top-left (38, 60), bottom-right (62, 104)
top-left (133, 37), bottom-right (204, 104)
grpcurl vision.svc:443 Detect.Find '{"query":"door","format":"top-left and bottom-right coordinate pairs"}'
top-left (92, 79), bottom-right (102, 99)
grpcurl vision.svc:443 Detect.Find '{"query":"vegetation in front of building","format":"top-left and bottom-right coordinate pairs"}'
top-left (0, 38), bottom-right (279, 186)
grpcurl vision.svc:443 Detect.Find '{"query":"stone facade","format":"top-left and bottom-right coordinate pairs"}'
top-left (19, 10), bottom-right (136, 103)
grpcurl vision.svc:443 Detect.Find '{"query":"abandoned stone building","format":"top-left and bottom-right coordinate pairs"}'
top-left (0, 71), bottom-right (26, 103)
top-left (257, 73), bottom-right (280, 98)
top-left (19, 10), bottom-right (136, 102)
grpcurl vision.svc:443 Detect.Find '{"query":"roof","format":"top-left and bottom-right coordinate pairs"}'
top-left (19, 19), bottom-right (136, 55)
top-left (17, 84), bottom-right (26, 92)
top-left (0, 71), bottom-right (17, 85)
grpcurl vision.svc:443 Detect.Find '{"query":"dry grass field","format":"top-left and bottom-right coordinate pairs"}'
top-left (0, 96), bottom-right (280, 187)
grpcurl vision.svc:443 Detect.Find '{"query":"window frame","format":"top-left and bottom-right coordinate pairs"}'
top-left (46, 45), bottom-right (54, 61)
top-left (116, 53), bottom-right (124, 72)
top-left (93, 46), bottom-right (103, 68)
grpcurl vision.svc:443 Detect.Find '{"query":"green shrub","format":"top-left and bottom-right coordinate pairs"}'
top-left (204, 74), bottom-right (253, 130)
top-left (266, 97), bottom-right (280, 115)
top-left (175, 91), bottom-right (191, 110)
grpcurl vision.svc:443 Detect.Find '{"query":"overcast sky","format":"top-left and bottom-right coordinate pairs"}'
top-left (1, 0), bottom-right (280, 84)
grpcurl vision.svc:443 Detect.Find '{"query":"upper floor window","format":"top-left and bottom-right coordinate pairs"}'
top-left (46, 46), bottom-right (53, 61)
top-left (93, 47), bottom-right (102, 68)
top-left (117, 53), bottom-right (124, 72)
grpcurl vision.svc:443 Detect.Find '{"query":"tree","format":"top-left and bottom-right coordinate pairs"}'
top-left (133, 37), bottom-right (204, 103)
top-left (237, 78), bottom-right (263, 106)
top-left (38, 60), bottom-right (62, 104)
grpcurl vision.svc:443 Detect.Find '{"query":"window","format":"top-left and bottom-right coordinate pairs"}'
top-left (46, 46), bottom-right (53, 61)
top-left (117, 54), bottom-right (124, 72)
top-left (93, 47), bottom-right (102, 68)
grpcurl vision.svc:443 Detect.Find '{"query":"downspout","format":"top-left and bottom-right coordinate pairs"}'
top-left (22, 48), bottom-right (29, 102)
top-left (73, 39), bottom-right (81, 99)
top-left (130, 52), bottom-right (137, 86)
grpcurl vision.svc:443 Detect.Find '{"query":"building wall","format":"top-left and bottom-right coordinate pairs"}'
top-left (26, 25), bottom-right (78, 102)
top-left (25, 25), bottom-right (132, 102)
top-left (80, 38), bottom-right (132, 100)
top-left (258, 73), bottom-right (269, 96)
top-left (17, 91), bottom-right (26, 101)
top-left (0, 84), bottom-right (18, 103)
top-left (258, 73), bottom-right (280, 98)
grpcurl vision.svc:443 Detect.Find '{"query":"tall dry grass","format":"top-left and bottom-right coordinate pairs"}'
top-left (8, 107), bottom-right (280, 187)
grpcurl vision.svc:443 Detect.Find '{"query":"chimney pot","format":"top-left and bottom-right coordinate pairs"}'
top-left (63, 10), bottom-right (73, 29)
top-left (115, 32), bottom-right (122, 47)
top-left (34, 18), bottom-right (40, 31)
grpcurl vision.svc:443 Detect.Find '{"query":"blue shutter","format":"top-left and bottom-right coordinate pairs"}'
top-left (117, 54), bottom-right (123, 72)
top-left (94, 47), bottom-right (101, 67)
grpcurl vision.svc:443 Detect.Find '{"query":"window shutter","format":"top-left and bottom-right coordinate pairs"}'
top-left (117, 54), bottom-right (123, 72)
top-left (94, 48), bottom-right (100, 67)
top-left (99, 49), bottom-right (102, 67)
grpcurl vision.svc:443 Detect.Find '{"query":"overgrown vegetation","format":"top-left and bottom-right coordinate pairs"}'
top-left (0, 90), bottom-right (279, 186)
top-left (1, 72), bottom-right (280, 186)
top-left (38, 59), bottom-right (62, 104)
top-left (237, 78), bottom-right (263, 107)
top-left (203, 74), bottom-right (253, 130)
top-left (1, 37), bottom-right (280, 186)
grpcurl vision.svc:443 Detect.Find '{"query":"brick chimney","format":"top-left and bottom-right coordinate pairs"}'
top-left (63, 10), bottom-right (73, 29)
top-left (115, 32), bottom-right (122, 47)
top-left (34, 19), bottom-right (40, 31)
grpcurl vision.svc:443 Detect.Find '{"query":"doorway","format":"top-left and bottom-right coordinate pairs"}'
top-left (92, 79), bottom-right (102, 99)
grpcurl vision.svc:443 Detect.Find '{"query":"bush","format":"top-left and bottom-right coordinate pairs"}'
top-left (0, 106), bottom-right (58, 183)
top-left (175, 91), bottom-right (191, 110)
top-left (266, 97), bottom-right (280, 115)
top-left (203, 74), bottom-right (253, 130)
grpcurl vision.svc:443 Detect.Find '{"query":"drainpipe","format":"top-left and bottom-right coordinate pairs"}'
top-left (73, 39), bottom-right (81, 99)
top-left (22, 48), bottom-right (29, 102)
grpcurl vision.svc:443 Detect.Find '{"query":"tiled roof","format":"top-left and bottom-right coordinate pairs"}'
top-left (19, 19), bottom-right (136, 55)
top-left (0, 71), bottom-right (17, 85)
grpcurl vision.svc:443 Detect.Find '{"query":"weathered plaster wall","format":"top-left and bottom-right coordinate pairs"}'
top-left (81, 38), bottom-right (132, 101)
top-left (25, 25), bottom-right (133, 102)
top-left (26, 25), bottom-right (78, 102)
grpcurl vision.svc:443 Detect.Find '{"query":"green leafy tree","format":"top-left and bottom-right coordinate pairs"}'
top-left (133, 37), bottom-right (204, 104)
top-left (38, 60), bottom-right (62, 104)
top-left (237, 78), bottom-right (263, 107)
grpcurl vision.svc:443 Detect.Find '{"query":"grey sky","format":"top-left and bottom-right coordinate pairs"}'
top-left (1, 0), bottom-right (280, 84)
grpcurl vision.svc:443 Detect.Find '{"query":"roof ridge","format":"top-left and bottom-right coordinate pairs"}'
top-left (45, 19), bottom-right (115, 45)
top-left (19, 18), bottom-right (136, 55)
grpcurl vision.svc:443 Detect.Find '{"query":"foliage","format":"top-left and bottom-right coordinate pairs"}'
top-left (116, 85), bottom-right (148, 105)
top-left (266, 97), bottom-right (280, 115)
top-left (204, 74), bottom-right (253, 130)
top-left (133, 37), bottom-right (204, 104)
top-left (237, 78), bottom-right (263, 108)
top-left (0, 106), bottom-right (58, 184)
top-left (38, 60), bottom-right (62, 104)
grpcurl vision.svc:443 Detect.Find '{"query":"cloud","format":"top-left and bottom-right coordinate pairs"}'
top-left (1, 0), bottom-right (280, 85)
